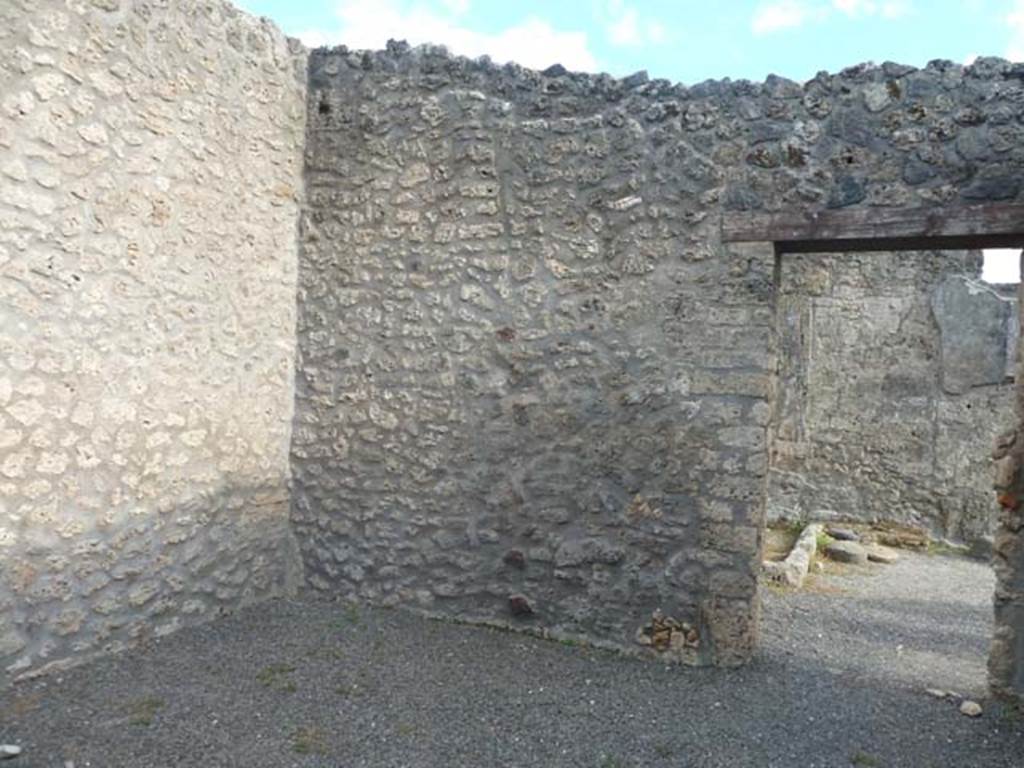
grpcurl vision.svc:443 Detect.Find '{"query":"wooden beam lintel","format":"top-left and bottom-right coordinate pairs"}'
top-left (721, 203), bottom-right (1024, 252)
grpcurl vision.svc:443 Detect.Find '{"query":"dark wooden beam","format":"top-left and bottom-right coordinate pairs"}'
top-left (775, 233), bottom-right (1024, 254)
top-left (721, 202), bottom-right (1024, 252)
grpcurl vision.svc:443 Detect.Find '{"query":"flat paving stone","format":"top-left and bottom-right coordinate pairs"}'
top-left (867, 545), bottom-right (900, 564)
top-left (826, 540), bottom-right (870, 564)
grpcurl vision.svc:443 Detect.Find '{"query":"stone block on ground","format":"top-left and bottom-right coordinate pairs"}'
top-left (0, 745), bottom-right (21, 759)
top-left (826, 526), bottom-right (860, 541)
top-left (960, 700), bottom-right (983, 717)
top-left (871, 524), bottom-right (929, 550)
top-left (867, 546), bottom-right (899, 564)
top-left (825, 540), bottom-right (869, 564)
top-left (762, 524), bottom-right (822, 588)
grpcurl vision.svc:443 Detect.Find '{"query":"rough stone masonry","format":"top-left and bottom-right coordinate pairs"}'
top-left (2, 0), bottom-right (1024, 703)
top-left (0, 0), bottom-right (307, 686)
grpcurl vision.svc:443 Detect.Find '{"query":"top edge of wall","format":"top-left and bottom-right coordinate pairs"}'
top-left (305, 39), bottom-right (1023, 97)
top-left (74, 0), bottom-right (308, 76)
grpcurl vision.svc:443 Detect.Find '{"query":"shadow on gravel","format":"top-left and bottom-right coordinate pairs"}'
top-left (1, 576), bottom-right (1022, 768)
top-left (798, 594), bottom-right (992, 650)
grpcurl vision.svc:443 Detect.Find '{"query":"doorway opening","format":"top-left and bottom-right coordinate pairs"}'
top-left (768, 247), bottom-right (1015, 549)
top-left (722, 202), bottom-right (1024, 702)
top-left (763, 247), bottom-right (1013, 695)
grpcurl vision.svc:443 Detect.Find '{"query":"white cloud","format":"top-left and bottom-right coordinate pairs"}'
top-left (833, 0), bottom-right (911, 18)
top-left (833, 0), bottom-right (864, 13)
top-left (752, 0), bottom-right (910, 35)
top-left (1009, 0), bottom-right (1024, 61)
top-left (299, 0), bottom-right (599, 72)
top-left (608, 6), bottom-right (641, 45)
top-left (752, 0), bottom-right (812, 35)
top-left (441, 0), bottom-right (470, 13)
top-left (298, 28), bottom-right (334, 48)
top-left (604, 2), bottom-right (668, 47)
top-left (879, 1), bottom-right (911, 19)
top-left (646, 21), bottom-right (667, 44)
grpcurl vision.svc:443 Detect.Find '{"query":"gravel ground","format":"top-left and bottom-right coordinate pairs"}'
top-left (2, 551), bottom-right (1021, 768)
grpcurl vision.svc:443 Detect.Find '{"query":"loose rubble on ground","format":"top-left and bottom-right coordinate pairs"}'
top-left (0, 745), bottom-right (21, 760)
top-left (762, 521), bottom-right (909, 586)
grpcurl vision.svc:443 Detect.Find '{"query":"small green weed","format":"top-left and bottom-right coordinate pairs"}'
top-left (125, 695), bottom-right (165, 726)
top-left (559, 635), bottom-right (591, 649)
top-left (785, 518), bottom-right (806, 537)
top-left (851, 751), bottom-right (881, 767)
top-left (256, 663), bottom-right (297, 692)
top-left (292, 725), bottom-right (328, 755)
top-left (816, 530), bottom-right (834, 553)
top-left (998, 701), bottom-right (1023, 723)
top-left (308, 644), bottom-right (345, 661)
top-left (925, 540), bottom-right (966, 558)
top-left (330, 603), bottom-right (361, 630)
top-left (761, 579), bottom-right (790, 595)
top-left (334, 678), bottom-right (366, 698)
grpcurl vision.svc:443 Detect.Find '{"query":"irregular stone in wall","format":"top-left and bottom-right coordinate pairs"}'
top-left (701, 595), bottom-right (760, 667)
top-left (635, 609), bottom-right (701, 664)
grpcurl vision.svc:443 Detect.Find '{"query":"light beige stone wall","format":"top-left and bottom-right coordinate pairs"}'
top-left (0, 0), bottom-right (306, 686)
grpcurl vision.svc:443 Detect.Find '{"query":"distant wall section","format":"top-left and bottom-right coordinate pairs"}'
top-left (768, 250), bottom-right (1015, 546)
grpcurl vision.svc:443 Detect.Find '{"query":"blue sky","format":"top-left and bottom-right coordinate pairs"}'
top-left (236, 0), bottom-right (1024, 84)
top-left (235, 0), bottom-right (1024, 281)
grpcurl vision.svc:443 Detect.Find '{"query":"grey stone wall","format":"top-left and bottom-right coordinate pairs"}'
top-left (293, 47), bottom-right (776, 666)
top-left (993, 293), bottom-right (1024, 702)
top-left (767, 250), bottom-right (1016, 546)
top-left (292, 44), bottom-right (1024, 674)
top-left (3, 0), bottom-right (1024, 703)
top-left (0, 0), bottom-right (307, 686)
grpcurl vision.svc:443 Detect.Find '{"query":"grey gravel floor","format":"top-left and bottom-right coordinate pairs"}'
top-left (2, 551), bottom-right (1021, 768)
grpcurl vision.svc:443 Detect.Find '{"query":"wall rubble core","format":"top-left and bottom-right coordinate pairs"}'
top-left (1, 0), bottom-right (1023, 704)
